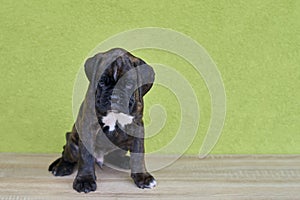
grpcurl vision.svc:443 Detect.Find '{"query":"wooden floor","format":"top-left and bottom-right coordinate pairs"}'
top-left (0, 154), bottom-right (299, 200)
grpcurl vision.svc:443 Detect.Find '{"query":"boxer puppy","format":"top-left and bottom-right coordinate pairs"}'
top-left (48, 48), bottom-right (156, 193)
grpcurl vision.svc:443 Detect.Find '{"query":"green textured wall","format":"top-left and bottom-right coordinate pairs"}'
top-left (0, 0), bottom-right (299, 154)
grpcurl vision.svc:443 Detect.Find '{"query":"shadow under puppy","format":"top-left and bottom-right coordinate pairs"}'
top-left (48, 48), bottom-right (156, 193)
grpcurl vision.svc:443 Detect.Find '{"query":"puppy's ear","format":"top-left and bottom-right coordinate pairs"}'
top-left (134, 59), bottom-right (155, 96)
top-left (84, 54), bottom-right (102, 82)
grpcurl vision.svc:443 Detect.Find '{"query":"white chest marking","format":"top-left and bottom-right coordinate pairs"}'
top-left (102, 112), bottom-right (134, 131)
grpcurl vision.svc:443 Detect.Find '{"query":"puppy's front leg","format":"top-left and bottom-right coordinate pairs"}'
top-left (73, 83), bottom-right (99, 193)
top-left (130, 125), bottom-right (156, 189)
top-left (73, 139), bottom-right (97, 193)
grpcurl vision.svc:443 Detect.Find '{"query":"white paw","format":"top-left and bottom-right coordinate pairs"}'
top-left (146, 179), bottom-right (157, 189)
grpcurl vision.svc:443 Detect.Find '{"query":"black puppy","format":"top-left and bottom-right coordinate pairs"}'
top-left (48, 48), bottom-right (156, 193)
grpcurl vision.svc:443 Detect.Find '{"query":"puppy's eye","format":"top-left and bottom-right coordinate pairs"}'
top-left (99, 82), bottom-right (105, 87)
top-left (99, 78), bottom-right (106, 87)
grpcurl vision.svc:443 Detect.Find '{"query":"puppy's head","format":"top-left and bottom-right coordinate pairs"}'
top-left (85, 49), bottom-right (155, 117)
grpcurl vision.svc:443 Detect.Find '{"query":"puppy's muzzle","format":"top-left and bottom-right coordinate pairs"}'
top-left (110, 89), bottom-right (132, 114)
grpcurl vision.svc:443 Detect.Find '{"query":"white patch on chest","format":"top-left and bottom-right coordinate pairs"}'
top-left (102, 111), bottom-right (134, 131)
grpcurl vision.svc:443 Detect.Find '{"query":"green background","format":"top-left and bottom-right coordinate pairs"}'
top-left (0, 0), bottom-right (299, 154)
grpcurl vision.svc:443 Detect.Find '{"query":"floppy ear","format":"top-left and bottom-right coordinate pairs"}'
top-left (134, 59), bottom-right (155, 97)
top-left (84, 54), bottom-right (103, 83)
top-left (84, 57), bottom-right (95, 82)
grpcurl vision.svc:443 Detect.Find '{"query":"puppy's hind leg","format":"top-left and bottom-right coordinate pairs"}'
top-left (49, 125), bottom-right (79, 176)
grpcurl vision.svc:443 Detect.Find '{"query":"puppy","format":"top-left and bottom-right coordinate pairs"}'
top-left (48, 48), bottom-right (156, 193)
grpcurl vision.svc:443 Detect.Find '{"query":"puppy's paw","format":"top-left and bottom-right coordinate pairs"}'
top-left (131, 172), bottom-right (157, 189)
top-left (48, 157), bottom-right (76, 176)
top-left (73, 175), bottom-right (97, 193)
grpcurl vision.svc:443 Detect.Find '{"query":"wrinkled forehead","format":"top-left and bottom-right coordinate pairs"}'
top-left (104, 55), bottom-right (138, 82)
